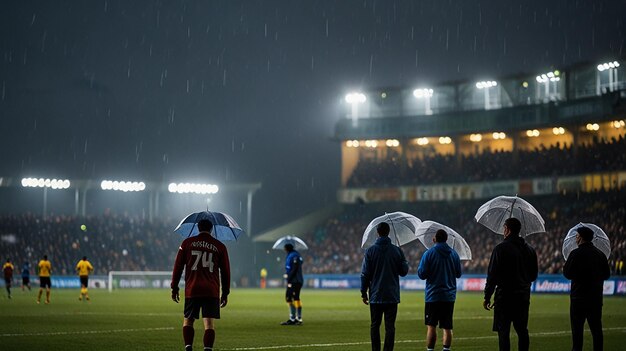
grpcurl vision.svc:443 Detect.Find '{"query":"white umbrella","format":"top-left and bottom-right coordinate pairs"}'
top-left (474, 195), bottom-right (545, 237)
top-left (415, 221), bottom-right (472, 260)
top-left (562, 223), bottom-right (611, 260)
top-left (272, 235), bottom-right (309, 251)
top-left (361, 212), bottom-right (421, 249)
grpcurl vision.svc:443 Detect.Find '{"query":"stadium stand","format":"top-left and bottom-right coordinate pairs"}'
top-left (303, 189), bottom-right (626, 276)
top-left (0, 213), bottom-right (179, 275)
top-left (348, 135), bottom-right (626, 187)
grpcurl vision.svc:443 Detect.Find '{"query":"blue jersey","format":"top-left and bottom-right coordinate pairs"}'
top-left (285, 250), bottom-right (303, 285)
top-left (21, 263), bottom-right (30, 278)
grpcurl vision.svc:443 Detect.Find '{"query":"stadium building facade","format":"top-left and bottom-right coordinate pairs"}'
top-left (335, 60), bottom-right (626, 203)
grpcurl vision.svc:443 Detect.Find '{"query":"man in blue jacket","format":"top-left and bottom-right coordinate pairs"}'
top-left (281, 243), bottom-right (304, 325)
top-left (418, 229), bottom-right (462, 351)
top-left (361, 222), bottom-right (409, 351)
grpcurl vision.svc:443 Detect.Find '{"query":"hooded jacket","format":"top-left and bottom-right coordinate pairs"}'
top-left (360, 236), bottom-right (409, 304)
top-left (417, 242), bottom-right (462, 302)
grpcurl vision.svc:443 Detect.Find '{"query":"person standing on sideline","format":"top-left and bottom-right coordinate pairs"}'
top-left (417, 229), bottom-right (462, 351)
top-left (37, 255), bottom-right (52, 304)
top-left (280, 243), bottom-right (304, 325)
top-left (76, 256), bottom-right (94, 301)
top-left (2, 259), bottom-right (14, 299)
top-left (361, 222), bottom-right (409, 351)
top-left (21, 261), bottom-right (31, 291)
top-left (483, 217), bottom-right (538, 351)
top-left (563, 226), bottom-right (610, 351)
top-left (171, 219), bottom-right (231, 351)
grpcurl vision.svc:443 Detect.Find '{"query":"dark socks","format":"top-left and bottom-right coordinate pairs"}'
top-left (183, 326), bottom-right (194, 348)
top-left (203, 329), bottom-right (215, 349)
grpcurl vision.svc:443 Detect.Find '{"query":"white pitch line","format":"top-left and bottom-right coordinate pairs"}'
top-left (221, 327), bottom-right (626, 350)
top-left (0, 326), bottom-right (174, 337)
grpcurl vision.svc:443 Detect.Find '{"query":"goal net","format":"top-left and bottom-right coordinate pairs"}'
top-left (107, 271), bottom-right (178, 292)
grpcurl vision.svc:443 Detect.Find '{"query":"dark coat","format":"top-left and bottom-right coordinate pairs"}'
top-left (563, 242), bottom-right (610, 303)
top-left (360, 236), bottom-right (409, 304)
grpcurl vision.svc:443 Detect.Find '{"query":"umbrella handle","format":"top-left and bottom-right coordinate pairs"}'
top-left (385, 213), bottom-right (401, 246)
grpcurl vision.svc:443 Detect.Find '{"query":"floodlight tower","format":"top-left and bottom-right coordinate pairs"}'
top-left (597, 61), bottom-right (620, 94)
top-left (21, 177), bottom-right (71, 219)
top-left (413, 88), bottom-right (434, 115)
top-left (475, 81), bottom-right (498, 110)
top-left (345, 92), bottom-right (366, 127)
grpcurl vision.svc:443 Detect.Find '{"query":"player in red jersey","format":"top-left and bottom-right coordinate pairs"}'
top-left (171, 219), bottom-right (231, 351)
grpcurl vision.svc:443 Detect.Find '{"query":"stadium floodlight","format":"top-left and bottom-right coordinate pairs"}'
top-left (413, 88), bottom-right (434, 98)
top-left (597, 61), bottom-right (620, 72)
top-left (469, 134), bottom-right (483, 142)
top-left (416, 137), bottom-right (429, 146)
top-left (526, 129), bottom-right (540, 137)
top-left (552, 127), bottom-right (566, 135)
top-left (345, 92), bottom-right (367, 127)
top-left (475, 81), bottom-right (497, 89)
top-left (345, 92), bottom-right (366, 104)
top-left (492, 132), bottom-right (506, 140)
top-left (611, 120), bottom-right (625, 129)
top-left (413, 88), bottom-right (434, 115)
top-left (168, 182), bottom-right (219, 195)
top-left (438, 136), bottom-right (452, 145)
top-left (585, 123), bottom-right (600, 131)
top-left (21, 177), bottom-right (70, 189)
top-left (100, 180), bottom-right (146, 192)
top-left (385, 139), bottom-right (400, 147)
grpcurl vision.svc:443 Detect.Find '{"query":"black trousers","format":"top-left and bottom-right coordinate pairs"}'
top-left (493, 299), bottom-right (530, 351)
top-left (370, 303), bottom-right (398, 351)
top-left (570, 299), bottom-right (603, 351)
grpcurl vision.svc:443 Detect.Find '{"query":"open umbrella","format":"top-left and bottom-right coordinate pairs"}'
top-left (415, 221), bottom-right (472, 260)
top-left (272, 236), bottom-right (309, 251)
top-left (174, 211), bottom-right (244, 241)
top-left (474, 195), bottom-right (545, 237)
top-left (562, 223), bottom-right (611, 260)
top-left (361, 212), bottom-right (421, 249)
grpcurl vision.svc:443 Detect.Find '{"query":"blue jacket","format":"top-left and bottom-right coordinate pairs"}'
top-left (417, 242), bottom-right (462, 302)
top-left (360, 236), bottom-right (409, 304)
top-left (285, 250), bottom-right (303, 285)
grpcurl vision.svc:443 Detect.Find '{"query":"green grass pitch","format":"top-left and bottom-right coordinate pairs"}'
top-left (1, 288), bottom-right (625, 350)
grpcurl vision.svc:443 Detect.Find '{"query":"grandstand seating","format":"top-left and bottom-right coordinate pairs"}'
top-left (347, 135), bottom-right (626, 187)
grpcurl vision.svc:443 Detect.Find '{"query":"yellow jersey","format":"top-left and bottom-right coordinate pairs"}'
top-left (76, 260), bottom-right (93, 276)
top-left (38, 260), bottom-right (51, 277)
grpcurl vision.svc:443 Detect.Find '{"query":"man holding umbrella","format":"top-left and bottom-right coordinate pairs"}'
top-left (483, 217), bottom-right (538, 351)
top-left (563, 226), bottom-right (610, 351)
top-left (418, 229), bottom-right (462, 351)
top-left (171, 219), bottom-right (231, 351)
top-left (280, 242), bottom-right (304, 325)
top-left (360, 222), bottom-right (409, 351)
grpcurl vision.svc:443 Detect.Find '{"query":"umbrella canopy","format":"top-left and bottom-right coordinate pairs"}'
top-left (562, 223), bottom-right (611, 260)
top-left (174, 211), bottom-right (244, 241)
top-left (361, 212), bottom-right (421, 249)
top-left (272, 235), bottom-right (309, 251)
top-left (474, 195), bottom-right (545, 237)
top-left (415, 221), bottom-right (472, 260)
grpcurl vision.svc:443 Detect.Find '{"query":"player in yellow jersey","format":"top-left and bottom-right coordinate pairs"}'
top-left (76, 256), bottom-right (94, 301)
top-left (37, 255), bottom-right (52, 304)
top-left (2, 259), bottom-right (14, 299)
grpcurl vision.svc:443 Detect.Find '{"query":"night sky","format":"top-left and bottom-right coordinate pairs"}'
top-left (1, 0), bottom-right (624, 231)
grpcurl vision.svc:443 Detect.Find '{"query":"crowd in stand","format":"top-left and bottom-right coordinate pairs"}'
top-left (1, 191), bottom-right (624, 278)
top-left (0, 213), bottom-right (180, 275)
top-left (303, 190), bottom-right (626, 276)
top-left (348, 135), bottom-right (626, 187)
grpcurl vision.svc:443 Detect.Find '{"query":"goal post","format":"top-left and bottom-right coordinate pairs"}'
top-left (107, 271), bottom-right (176, 293)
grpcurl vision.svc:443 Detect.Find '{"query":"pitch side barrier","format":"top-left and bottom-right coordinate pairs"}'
top-left (301, 274), bottom-right (626, 296)
top-left (3, 274), bottom-right (625, 295)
